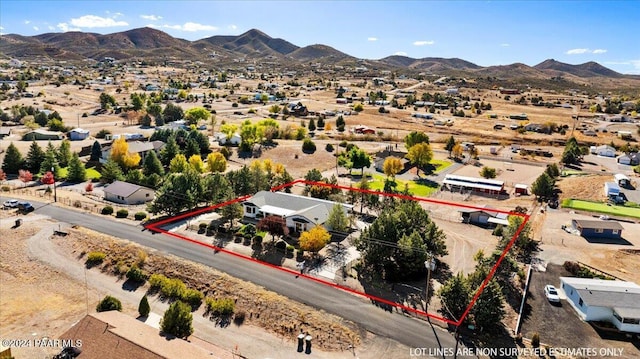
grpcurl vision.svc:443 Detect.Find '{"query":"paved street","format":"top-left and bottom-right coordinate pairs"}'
top-left (6, 197), bottom-right (461, 355)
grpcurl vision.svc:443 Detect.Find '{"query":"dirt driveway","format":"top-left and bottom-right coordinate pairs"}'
top-left (521, 264), bottom-right (640, 357)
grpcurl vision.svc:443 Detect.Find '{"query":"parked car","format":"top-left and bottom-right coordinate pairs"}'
top-left (18, 201), bottom-right (35, 213)
top-left (544, 285), bottom-right (560, 303)
top-left (3, 199), bottom-right (19, 209)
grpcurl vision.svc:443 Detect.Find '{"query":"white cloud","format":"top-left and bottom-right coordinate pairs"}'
top-left (69, 15), bottom-right (128, 28)
top-left (33, 26), bottom-right (39, 31)
top-left (24, 20), bottom-right (31, 24)
top-left (57, 23), bottom-right (81, 32)
top-left (566, 48), bottom-right (589, 55)
top-left (413, 40), bottom-right (435, 46)
top-left (48, 25), bottom-right (55, 31)
top-left (592, 49), bottom-right (607, 54)
top-left (500, 43), bottom-right (510, 47)
top-left (367, 37), bottom-right (378, 42)
top-left (158, 22), bottom-right (217, 32)
top-left (228, 24), bottom-right (237, 30)
top-left (112, 12), bottom-right (124, 18)
top-left (140, 14), bottom-right (162, 21)
top-left (394, 51), bottom-right (408, 56)
top-left (0, 26), bottom-right (4, 30)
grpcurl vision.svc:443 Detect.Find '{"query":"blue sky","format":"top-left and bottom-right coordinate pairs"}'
top-left (1, 1), bottom-right (639, 74)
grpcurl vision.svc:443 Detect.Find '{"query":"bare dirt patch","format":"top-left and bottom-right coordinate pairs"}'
top-left (557, 175), bottom-right (609, 202)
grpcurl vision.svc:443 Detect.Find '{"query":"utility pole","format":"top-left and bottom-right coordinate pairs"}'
top-left (424, 254), bottom-right (436, 313)
top-left (51, 167), bottom-right (57, 202)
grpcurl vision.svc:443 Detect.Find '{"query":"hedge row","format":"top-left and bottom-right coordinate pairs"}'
top-left (148, 274), bottom-right (203, 306)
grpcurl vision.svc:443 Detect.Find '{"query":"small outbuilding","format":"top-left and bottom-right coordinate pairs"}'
top-left (22, 129), bottom-right (63, 141)
top-left (103, 181), bottom-right (155, 205)
top-left (617, 153), bottom-right (640, 166)
top-left (69, 128), bottom-right (90, 141)
top-left (514, 184), bottom-right (528, 195)
top-left (595, 145), bottom-right (616, 158)
top-left (604, 182), bottom-right (620, 197)
top-left (571, 219), bottom-right (623, 239)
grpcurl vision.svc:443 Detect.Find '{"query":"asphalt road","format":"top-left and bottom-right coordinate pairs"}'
top-left (5, 197), bottom-right (461, 356)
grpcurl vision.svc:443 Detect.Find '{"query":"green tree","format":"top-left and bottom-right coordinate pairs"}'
top-left (57, 139), bottom-right (72, 168)
top-left (163, 102), bottom-right (184, 122)
top-left (66, 153), bottom-right (87, 182)
top-left (40, 147), bottom-right (61, 178)
top-left (143, 150), bottom-right (164, 177)
top-left (25, 141), bottom-right (45, 173)
top-left (184, 107), bottom-right (210, 125)
top-left (221, 201), bottom-right (243, 228)
top-left (545, 163), bottom-right (560, 178)
top-left (184, 138), bottom-right (201, 158)
top-left (325, 204), bottom-right (349, 232)
top-left (501, 215), bottom-right (536, 261)
top-left (160, 134), bottom-right (180, 166)
top-left (308, 118), bottom-right (316, 132)
top-left (347, 147), bottom-right (371, 176)
top-left (149, 169), bottom-right (203, 215)
top-left (100, 159), bottom-right (125, 184)
top-left (406, 143), bottom-right (433, 176)
top-left (99, 93), bottom-right (117, 110)
top-left (561, 136), bottom-right (581, 165)
top-left (531, 172), bottom-right (555, 200)
top-left (437, 272), bottom-right (471, 322)
top-left (160, 301), bottom-right (193, 339)
top-left (404, 131), bottom-right (430, 150)
top-left (479, 166), bottom-right (497, 179)
top-left (90, 140), bottom-right (103, 162)
top-left (471, 279), bottom-right (505, 332)
top-left (138, 295), bottom-right (151, 317)
top-left (445, 136), bottom-right (456, 157)
top-left (130, 92), bottom-right (145, 111)
top-left (1, 142), bottom-right (24, 174)
top-left (96, 295), bottom-right (122, 312)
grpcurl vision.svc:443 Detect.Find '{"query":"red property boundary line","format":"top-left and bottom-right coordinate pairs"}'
top-left (145, 179), bottom-right (530, 327)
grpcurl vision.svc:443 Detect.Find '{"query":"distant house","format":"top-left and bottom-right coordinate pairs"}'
top-left (445, 88), bottom-right (459, 95)
top-left (560, 277), bottom-right (640, 333)
top-left (500, 88), bottom-right (520, 95)
top-left (242, 191), bottom-right (353, 234)
top-left (22, 129), bottom-right (64, 141)
top-left (374, 149), bottom-right (409, 173)
top-left (595, 145), bottom-right (616, 157)
top-left (352, 125), bottom-right (376, 135)
top-left (217, 133), bottom-right (241, 146)
top-left (58, 311), bottom-right (233, 359)
top-left (571, 219), bottom-right (623, 239)
top-left (459, 205), bottom-right (509, 227)
top-left (290, 103), bottom-right (308, 117)
top-left (617, 152), bottom-right (640, 166)
top-left (103, 181), bottom-right (155, 205)
top-left (68, 128), bottom-right (90, 141)
top-left (509, 113), bottom-right (528, 120)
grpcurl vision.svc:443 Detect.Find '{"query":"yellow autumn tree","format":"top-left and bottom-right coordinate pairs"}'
top-left (188, 154), bottom-right (205, 173)
top-left (299, 226), bottom-right (331, 255)
top-left (206, 152), bottom-right (227, 173)
top-left (110, 137), bottom-right (141, 169)
top-left (383, 157), bottom-right (403, 178)
top-left (169, 154), bottom-right (188, 173)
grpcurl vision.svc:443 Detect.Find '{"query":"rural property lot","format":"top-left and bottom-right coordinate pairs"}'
top-left (146, 179), bottom-right (530, 326)
top-left (521, 264), bottom-right (640, 357)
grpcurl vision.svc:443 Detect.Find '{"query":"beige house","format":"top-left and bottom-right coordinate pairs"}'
top-left (103, 181), bottom-right (155, 205)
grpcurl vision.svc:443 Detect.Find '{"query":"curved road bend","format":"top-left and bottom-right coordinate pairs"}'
top-left (16, 199), bottom-right (460, 355)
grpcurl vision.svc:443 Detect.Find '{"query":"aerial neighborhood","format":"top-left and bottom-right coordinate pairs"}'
top-left (1, 4), bottom-right (639, 358)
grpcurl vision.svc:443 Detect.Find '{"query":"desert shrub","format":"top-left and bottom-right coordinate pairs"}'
top-left (182, 288), bottom-right (204, 306)
top-left (126, 265), bottom-right (147, 283)
top-left (563, 261), bottom-right (580, 275)
top-left (231, 102), bottom-right (238, 108)
top-left (492, 224), bottom-right (503, 237)
top-left (531, 332), bottom-right (540, 348)
top-left (96, 295), bottom-right (122, 312)
top-left (134, 212), bottom-right (147, 221)
top-left (220, 147), bottom-right (232, 159)
top-left (302, 138), bottom-right (316, 153)
top-left (339, 140), bottom-right (348, 148)
top-left (71, 200), bottom-right (82, 208)
top-left (233, 310), bottom-right (246, 325)
top-left (325, 143), bottom-right (334, 152)
top-left (101, 206), bottom-right (114, 215)
top-left (199, 223), bottom-right (208, 230)
top-left (205, 297), bottom-right (235, 316)
top-left (252, 235), bottom-right (263, 245)
top-left (86, 251), bottom-right (106, 265)
top-left (116, 209), bottom-right (129, 218)
top-left (1, 185), bottom-right (10, 192)
top-left (96, 129), bottom-right (111, 139)
top-left (275, 240), bottom-right (287, 251)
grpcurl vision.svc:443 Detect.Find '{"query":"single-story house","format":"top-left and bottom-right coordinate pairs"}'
top-left (443, 174), bottom-right (505, 195)
top-left (103, 181), bottom-right (155, 205)
top-left (0, 127), bottom-right (11, 139)
top-left (571, 219), bottom-right (624, 239)
top-left (217, 133), bottom-right (242, 146)
top-left (22, 129), bottom-right (64, 141)
top-left (352, 125), bottom-right (376, 135)
top-left (617, 152), bottom-right (640, 166)
top-left (374, 149), bottom-right (410, 173)
top-left (560, 277), bottom-right (640, 333)
top-left (242, 191), bottom-right (353, 233)
top-left (595, 145), bottom-right (616, 158)
top-left (604, 182), bottom-right (621, 197)
top-left (614, 173), bottom-right (630, 187)
top-left (68, 128), bottom-right (90, 141)
top-left (459, 205), bottom-right (509, 227)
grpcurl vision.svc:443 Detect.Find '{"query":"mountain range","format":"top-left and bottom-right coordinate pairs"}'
top-left (0, 27), bottom-right (636, 82)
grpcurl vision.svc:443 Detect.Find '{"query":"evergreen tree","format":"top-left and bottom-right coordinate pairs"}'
top-left (437, 272), bottom-right (471, 322)
top-left (184, 138), bottom-right (201, 158)
top-left (471, 279), bottom-right (505, 333)
top-left (66, 153), bottom-right (87, 182)
top-left (1, 142), bottom-right (24, 174)
top-left (160, 301), bottom-right (193, 339)
top-left (138, 295), bottom-right (151, 317)
top-left (444, 136), bottom-right (456, 157)
top-left (101, 159), bottom-right (125, 184)
top-left (25, 141), bottom-right (45, 173)
top-left (90, 140), bottom-right (103, 161)
top-left (561, 136), bottom-right (581, 165)
top-left (40, 147), bottom-right (61, 178)
top-left (160, 134), bottom-right (179, 166)
top-left (308, 118), bottom-right (316, 132)
top-left (57, 139), bottom-right (72, 167)
top-left (143, 150), bottom-right (164, 177)
top-left (531, 172), bottom-right (555, 200)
